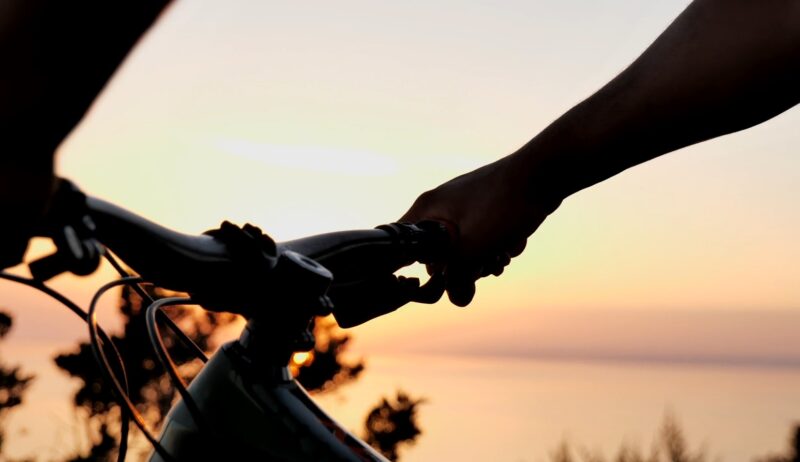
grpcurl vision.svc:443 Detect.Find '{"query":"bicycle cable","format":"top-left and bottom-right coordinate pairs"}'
top-left (145, 297), bottom-right (214, 437)
top-left (103, 251), bottom-right (208, 363)
top-left (1, 250), bottom-right (212, 461)
top-left (0, 272), bottom-right (132, 462)
top-left (104, 250), bottom-right (219, 452)
top-left (88, 277), bottom-right (178, 462)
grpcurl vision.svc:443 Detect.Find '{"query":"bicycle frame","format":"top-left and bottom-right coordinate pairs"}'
top-left (151, 341), bottom-right (389, 461)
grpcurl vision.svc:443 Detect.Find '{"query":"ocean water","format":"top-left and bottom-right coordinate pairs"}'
top-left (3, 346), bottom-right (800, 462)
top-left (314, 354), bottom-right (800, 462)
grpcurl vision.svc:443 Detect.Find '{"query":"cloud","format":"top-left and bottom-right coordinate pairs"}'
top-left (363, 308), bottom-right (800, 368)
top-left (213, 138), bottom-right (399, 176)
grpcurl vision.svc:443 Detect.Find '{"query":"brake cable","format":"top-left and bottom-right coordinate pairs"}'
top-left (88, 277), bottom-right (178, 462)
top-left (145, 297), bottom-right (214, 437)
top-left (0, 272), bottom-right (133, 462)
top-left (104, 251), bottom-right (209, 363)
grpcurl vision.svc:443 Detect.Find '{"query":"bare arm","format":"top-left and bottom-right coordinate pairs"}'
top-left (402, 0), bottom-right (800, 305)
top-left (525, 0), bottom-right (800, 200)
top-left (0, 0), bottom-right (170, 268)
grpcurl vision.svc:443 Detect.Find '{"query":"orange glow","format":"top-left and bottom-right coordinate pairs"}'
top-left (291, 351), bottom-right (314, 366)
top-left (289, 350), bottom-right (315, 378)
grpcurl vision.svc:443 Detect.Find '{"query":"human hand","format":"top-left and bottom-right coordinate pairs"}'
top-left (400, 154), bottom-right (560, 306)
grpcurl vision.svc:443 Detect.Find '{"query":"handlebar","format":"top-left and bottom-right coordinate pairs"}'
top-left (88, 196), bottom-right (236, 292)
top-left (32, 180), bottom-right (450, 328)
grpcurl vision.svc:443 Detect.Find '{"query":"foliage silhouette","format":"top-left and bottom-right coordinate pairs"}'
top-left (292, 315), bottom-right (365, 393)
top-left (754, 425), bottom-right (800, 462)
top-left (551, 413), bottom-right (800, 462)
top-left (291, 317), bottom-right (425, 461)
top-left (52, 284), bottom-right (420, 461)
top-left (362, 391), bottom-right (425, 461)
top-left (0, 310), bottom-right (33, 457)
top-left (54, 285), bottom-right (237, 461)
top-left (550, 412), bottom-right (708, 462)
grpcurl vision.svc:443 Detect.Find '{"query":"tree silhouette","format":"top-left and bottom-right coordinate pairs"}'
top-left (53, 282), bottom-right (424, 461)
top-left (659, 411), bottom-right (708, 462)
top-left (290, 318), bottom-right (425, 461)
top-left (550, 412), bottom-right (708, 462)
top-left (291, 316), bottom-right (364, 393)
top-left (362, 391), bottom-right (426, 461)
top-left (754, 425), bottom-right (800, 462)
top-left (0, 310), bottom-right (34, 457)
top-left (54, 285), bottom-right (237, 461)
top-left (550, 413), bottom-right (800, 462)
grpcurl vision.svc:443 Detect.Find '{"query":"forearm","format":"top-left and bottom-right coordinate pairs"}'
top-left (401, 0), bottom-right (800, 303)
top-left (0, 0), bottom-right (170, 266)
top-left (516, 0), bottom-right (800, 203)
top-left (0, 0), bottom-right (171, 156)
top-left (0, 161), bottom-right (56, 268)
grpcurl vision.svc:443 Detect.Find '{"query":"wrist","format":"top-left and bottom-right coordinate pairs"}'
top-left (506, 136), bottom-right (570, 217)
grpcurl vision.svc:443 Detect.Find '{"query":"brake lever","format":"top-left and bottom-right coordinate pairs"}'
top-left (28, 179), bottom-right (103, 281)
top-left (329, 271), bottom-right (446, 328)
top-left (409, 271), bottom-right (446, 304)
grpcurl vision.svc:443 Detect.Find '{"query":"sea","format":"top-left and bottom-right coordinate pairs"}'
top-left (4, 344), bottom-right (798, 462)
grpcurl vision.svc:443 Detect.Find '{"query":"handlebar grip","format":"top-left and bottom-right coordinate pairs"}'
top-left (322, 221), bottom-right (449, 327)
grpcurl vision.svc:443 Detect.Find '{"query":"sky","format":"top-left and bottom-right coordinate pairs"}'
top-left (4, 0), bottom-right (800, 362)
top-left (4, 1), bottom-right (800, 460)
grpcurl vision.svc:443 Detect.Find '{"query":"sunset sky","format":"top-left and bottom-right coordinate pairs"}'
top-left (4, 1), bottom-right (800, 460)
top-left (5, 0), bottom-right (800, 361)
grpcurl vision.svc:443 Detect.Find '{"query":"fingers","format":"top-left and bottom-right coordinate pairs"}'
top-left (508, 239), bottom-right (527, 258)
top-left (403, 208), bottom-right (527, 307)
top-left (478, 252), bottom-right (512, 277)
top-left (445, 270), bottom-right (476, 307)
top-left (425, 262), bottom-right (476, 307)
top-left (441, 249), bottom-right (515, 307)
top-left (447, 282), bottom-right (476, 307)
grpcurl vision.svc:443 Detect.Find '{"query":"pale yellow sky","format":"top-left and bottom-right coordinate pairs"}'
top-left (5, 0), bottom-right (799, 358)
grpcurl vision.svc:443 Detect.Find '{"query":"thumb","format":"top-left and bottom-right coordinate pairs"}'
top-left (445, 263), bottom-right (478, 307)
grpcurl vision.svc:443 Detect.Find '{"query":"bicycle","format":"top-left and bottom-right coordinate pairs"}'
top-left (1, 179), bottom-right (450, 461)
